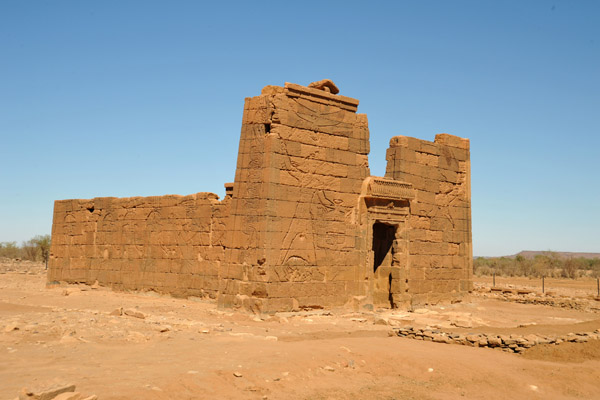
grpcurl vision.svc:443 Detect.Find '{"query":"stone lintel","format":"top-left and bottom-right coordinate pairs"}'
top-left (284, 82), bottom-right (359, 112)
top-left (361, 176), bottom-right (415, 201)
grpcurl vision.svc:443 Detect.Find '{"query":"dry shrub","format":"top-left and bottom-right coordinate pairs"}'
top-left (474, 252), bottom-right (600, 279)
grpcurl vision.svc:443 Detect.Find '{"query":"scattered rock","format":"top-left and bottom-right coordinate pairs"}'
top-left (18, 383), bottom-right (76, 400)
top-left (524, 334), bottom-right (539, 345)
top-left (212, 325), bottom-right (231, 332)
top-left (499, 335), bottom-right (516, 345)
top-left (4, 323), bottom-right (19, 333)
top-left (59, 329), bottom-right (78, 344)
top-left (123, 309), bottom-right (146, 319)
top-left (451, 320), bottom-right (473, 328)
top-left (392, 326), bottom-right (600, 353)
top-left (466, 335), bottom-right (480, 343)
top-left (59, 335), bottom-right (79, 344)
top-left (62, 289), bottom-right (79, 296)
top-left (233, 372), bottom-right (243, 377)
top-left (475, 288), bottom-right (599, 312)
top-left (323, 366), bottom-right (335, 372)
top-left (350, 318), bottom-right (366, 323)
top-left (432, 334), bottom-right (450, 344)
top-left (109, 308), bottom-right (123, 316)
top-left (126, 331), bottom-right (147, 342)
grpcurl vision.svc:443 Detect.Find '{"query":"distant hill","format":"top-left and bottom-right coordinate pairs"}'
top-left (478, 251), bottom-right (600, 259)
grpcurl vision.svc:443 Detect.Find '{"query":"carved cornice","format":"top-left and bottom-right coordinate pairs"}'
top-left (361, 177), bottom-right (415, 201)
top-left (284, 82), bottom-right (359, 112)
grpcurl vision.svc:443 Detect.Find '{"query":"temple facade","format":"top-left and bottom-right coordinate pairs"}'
top-left (48, 80), bottom-right (472, 313)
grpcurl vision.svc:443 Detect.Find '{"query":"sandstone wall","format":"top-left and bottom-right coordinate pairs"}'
top-left (47, 80), bottom-right (473, 313)
top-left (385, 134), bottom-right (473, 304)
top-left (219, 83), bottom-right (371, 312)
top-left (48, 193), bottom-right (230, 298)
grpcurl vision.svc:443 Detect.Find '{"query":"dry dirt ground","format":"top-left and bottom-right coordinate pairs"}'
top-left (1, 261), bottom-right (600, 400)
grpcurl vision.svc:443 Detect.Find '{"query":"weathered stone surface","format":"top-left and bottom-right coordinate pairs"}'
top-left (48, 80), bottom-right (472, 313)
top-left (385, 132), bottom-right (472, 305)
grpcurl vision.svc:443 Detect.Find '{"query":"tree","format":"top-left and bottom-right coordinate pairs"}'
top-left (21, 238), bottom-right (39, 260)
top-left (0, 242), bottom-right (20, 259)
top-left (562, 258), bottom-right (579, 279)
top-left (20, 235), bottom-right (51, 263)
top-left (34, 235), bottom-right (51, 268)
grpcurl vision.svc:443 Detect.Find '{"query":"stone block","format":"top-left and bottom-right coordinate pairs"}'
top-left (435, 133), bottom-right (470, 150)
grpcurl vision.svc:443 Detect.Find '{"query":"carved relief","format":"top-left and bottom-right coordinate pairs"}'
top-left (238, 124), bottom-right (265, 249)
top-left (311, 191), bottom-right (347, 250)
top-left (275, 127), bottom-right (352, 266)
top-left (272, 89), bottom-right (357, 137)
top-left (49, 80), bottom-right (472, 313)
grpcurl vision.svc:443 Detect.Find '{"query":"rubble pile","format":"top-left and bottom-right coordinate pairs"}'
top-left (474, 287), bottom-right (600, 312)
top-left (393, 326), bottom-right (600, 353)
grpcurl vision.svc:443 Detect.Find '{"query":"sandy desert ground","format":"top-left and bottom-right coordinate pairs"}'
top-left (1, 260), bottom-right (600, 399)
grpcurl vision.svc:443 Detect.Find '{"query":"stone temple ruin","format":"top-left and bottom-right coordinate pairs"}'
top-left (48, 79), bottom-right (473, 313)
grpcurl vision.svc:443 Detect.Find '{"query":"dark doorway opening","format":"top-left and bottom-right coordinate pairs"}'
top-left (372, 222), bottom-right (396, 272)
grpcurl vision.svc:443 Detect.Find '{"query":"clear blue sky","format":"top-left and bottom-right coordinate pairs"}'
top-left (1, 1), bottom-right (598, 256)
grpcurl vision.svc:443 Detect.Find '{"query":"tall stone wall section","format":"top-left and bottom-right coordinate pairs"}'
top-left (48, 193), bottom-right (230, 298)
top-left (385, 134), bottom-right (472, 304)
top-left (219, 83), bottom-right (371, 312)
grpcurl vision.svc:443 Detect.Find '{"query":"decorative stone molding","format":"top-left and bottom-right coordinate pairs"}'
top-left (361, 177), bottom-right (415, 201)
